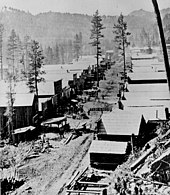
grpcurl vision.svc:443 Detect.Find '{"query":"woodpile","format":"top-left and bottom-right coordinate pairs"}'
top-left (66, 167), bottom-right (109, 195)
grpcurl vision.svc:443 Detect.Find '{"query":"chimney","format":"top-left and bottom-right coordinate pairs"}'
top-left (165, 107), bottom-right (169, 119)
top-left (156, 110), bottom-right (158, 119)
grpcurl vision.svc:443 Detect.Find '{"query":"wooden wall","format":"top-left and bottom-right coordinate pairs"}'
top-left (90, 152), bottom-right (125, 170)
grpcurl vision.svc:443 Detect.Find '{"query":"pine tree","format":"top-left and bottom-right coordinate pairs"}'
top-left (79, 32), bottom-right (83, 58)
top-left (25, 40), bottom-right (45, 110)
top-left (67, 39), bottom-right (73, 63)
top-left (113, 13), bottom-right (130, 81)
top-left (16, 34), bottom-right (23, 73)
top-left (6, 29), bottom-right (18, 76)
top-left (4, 72), bottom-right (17, 141)
top-left (60, 44), bottom-right (65, 64)
top-left (45, 46), bottom-right (54, 64)
top-left (90, 10), bottom-right (105, 87)
top-left (0, 24), bottom-right (4, 80)
top-left (73, 33), bottom-right (81, 61)
top-left (163, 13), bottom-right (170, 40)
top-left (22, 35), bottom-right (32, 73)
top-left (140, 28), bottom-right (148, 46)
top-left (53, 43), bottom-right (60, 64)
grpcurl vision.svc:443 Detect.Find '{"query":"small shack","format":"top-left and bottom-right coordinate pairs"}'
top-left (13, 126), bottom-right (36, 143)
top-left (89, 140), bottom-right (128, 170)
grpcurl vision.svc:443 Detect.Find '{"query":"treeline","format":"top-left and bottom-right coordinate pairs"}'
top-left (1, 7), bottom-right (170, 69)
top-left (0, 28), bottom-right (40, 77)
top-left (129, 26), bottom-right (160, 48)
top-left (163, 13), bottom-right (170, 39)
top-left (0, 27), bottom-right (86, 74)
top-left (2, 8), bottom-right (170, 55)
top-left (44, 32), bottom-right (83, 64)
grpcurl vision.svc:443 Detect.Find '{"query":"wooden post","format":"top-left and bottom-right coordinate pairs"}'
top-left (131, 134), bottom-right (134, 155)
top-left (152, 0), bottom-right (170, 92)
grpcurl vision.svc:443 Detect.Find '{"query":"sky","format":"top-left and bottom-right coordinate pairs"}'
top-left (0, 0), bottom-right (170, 16)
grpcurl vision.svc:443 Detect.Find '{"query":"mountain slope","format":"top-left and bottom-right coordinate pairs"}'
top-left (0, 7), bottom-right (170, 49)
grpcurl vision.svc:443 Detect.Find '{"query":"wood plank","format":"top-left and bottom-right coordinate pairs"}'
top-left (78, 180), bottom-right (108, 186)
top-left (66, 189), bottom-right (102, 194)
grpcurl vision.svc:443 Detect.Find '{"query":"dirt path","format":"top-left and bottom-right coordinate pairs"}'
top-left (9, 62), bottom-right (122, 195)
top-left (42, 140), bottom-right (91, 195)
top-left (13, 133), bottom-right (93, 195)
top-left (40, 134), bottom-right (92, 195)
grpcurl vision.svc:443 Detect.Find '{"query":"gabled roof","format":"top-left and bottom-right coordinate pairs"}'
top-left (132, 59), bottom-right (160, 67)
top-left (131, 53), bottom-right (157, 59)
top-left (101, 109), bottom-right (143, 136)
top-left (0, 93), bottom-right (35, 107)
top-left (127, 84), bottom-right (169, 92)
top-left (124, 91), bottom-right (170, 101)
top-left (128, 72), bottom-right (167, 81)
top-left (0, 80), bottom-right (29, 94)
top-left (122, 99), bottom-right (170, 109)
top-left (89, 140), bottom-right (127, 154)
top-left (125, 107), bottom-right (167, 121)
top-left (132, 66), bottom-right (165, 73)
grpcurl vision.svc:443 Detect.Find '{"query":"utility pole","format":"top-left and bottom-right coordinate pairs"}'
top-left (152, 0), bottom-right (170, 92)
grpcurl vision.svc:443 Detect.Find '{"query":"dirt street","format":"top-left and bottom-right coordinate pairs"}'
top-left (12, 133), bottom-right (93, 195)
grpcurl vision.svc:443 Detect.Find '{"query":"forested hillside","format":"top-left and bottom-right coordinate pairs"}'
top-left (0, 7), bottom-right (170, 64)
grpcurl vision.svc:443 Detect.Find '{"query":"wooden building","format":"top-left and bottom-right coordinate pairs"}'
top-left (0, 93), bottom-right (36, 137)
top-left (89, 140), bottom-right (128, 170)
top-left (98, 110), bottom-right (146, 142)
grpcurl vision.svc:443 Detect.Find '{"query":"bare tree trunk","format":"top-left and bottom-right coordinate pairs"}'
top-left (0, 25), bottom-right (3, 80)
top-left (152, 0), bottom-right (170, 92)
top-left (123, 38), bottom-right (126, 81)
top-left (34, 57), bottom-right (39, 113)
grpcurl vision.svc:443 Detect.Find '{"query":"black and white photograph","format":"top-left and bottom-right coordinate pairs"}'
top-left (0, 0), bottom-right (170, 194)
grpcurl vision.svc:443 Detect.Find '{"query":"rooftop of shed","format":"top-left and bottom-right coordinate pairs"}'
top-left (89, 140), bottom-right (127, 154)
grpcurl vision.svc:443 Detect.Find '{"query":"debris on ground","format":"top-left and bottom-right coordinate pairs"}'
top-left (105, 120), bottom-right (170, 195)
